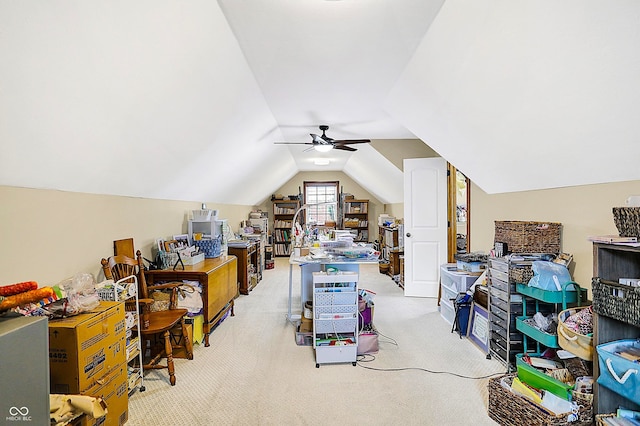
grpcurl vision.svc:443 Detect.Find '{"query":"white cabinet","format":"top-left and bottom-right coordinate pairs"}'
top-left (0, 315), bottom-right (49, 425)
top-left (312, 271), bottom-right (359, 367)
top-left (97, 275), bottom-right (145, 394)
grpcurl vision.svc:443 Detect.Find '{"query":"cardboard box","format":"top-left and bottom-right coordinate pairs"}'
top-left (81, 365), bottom-right (128, 426)
top-left (299, 313), bottom-right (313, 333)
top-left (49, 301), bottom-right (127, 394)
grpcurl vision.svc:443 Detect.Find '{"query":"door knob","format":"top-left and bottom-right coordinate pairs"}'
top-left (406, 233), bottom-right (411, 237)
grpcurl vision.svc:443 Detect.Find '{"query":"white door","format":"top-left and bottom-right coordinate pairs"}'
top-left (403, 158), bottom-right (448, 297)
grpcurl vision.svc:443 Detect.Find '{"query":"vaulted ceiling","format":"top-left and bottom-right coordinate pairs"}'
top-left (2, 1), bottom-right (639, 206)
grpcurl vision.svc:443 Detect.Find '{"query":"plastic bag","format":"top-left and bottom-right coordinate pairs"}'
top-left (527, 261), bottom-right (572, 291)
top-left (533, 312), bottom-right (557, 333)
top-left (177, 281), bottom-right (203, 315)
top-left (40, 273), bottom-right (100, 318)
top-left (59, 273), bottom-right (100, 315)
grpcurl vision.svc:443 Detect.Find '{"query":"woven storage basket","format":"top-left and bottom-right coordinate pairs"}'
top-left (592, 277), bottom-right (640, 327)
top-left (557, 307), bottom-right (594, 361)
top-left (150, 290), bottom-right (171, 312)
top-left (612, 207), bottom-right (640, 237)
top-left (595, 414), bottom-right (615, 425)
top-left (488, 374), bottom-right (593, 426)
top-left (494, 221), bottom-right (562, 254)
top-left (511, 265), bottom-right (534, 284)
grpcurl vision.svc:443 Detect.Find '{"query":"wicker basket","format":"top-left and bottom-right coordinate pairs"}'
top-left (494, 221), bottom-right (562, 254)
top-left (511, 265), bottom-right (534, 285)
top-left (592, 277), bottom-right (640, 327)
top-left (557, 306), bottom-right (594, 361)
top-left (595, 414), bottom-right (615, 425)
top-left (150, 290), bottom-right (171, 312)
top-left (488, 374), bottom-right (593, 426)
top-left (612, 207), bottom-right (640, 237)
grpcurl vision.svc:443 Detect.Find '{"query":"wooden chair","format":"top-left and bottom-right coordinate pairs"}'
top-left (101, 250), bottom-right (192, 386)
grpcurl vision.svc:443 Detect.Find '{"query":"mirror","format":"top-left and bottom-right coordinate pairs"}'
top-left (447, 164), bottom-right (470, 262)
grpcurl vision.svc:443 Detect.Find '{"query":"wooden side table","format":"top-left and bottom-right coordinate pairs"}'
top-left (229, 240), bottom-right (261, 295)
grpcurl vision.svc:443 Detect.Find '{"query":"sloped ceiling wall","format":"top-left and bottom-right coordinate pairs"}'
top-left (386, 0), bottom-right (640, 193)
top-left (2, 1), bottom-right (639, 206)
top-left (0, 0), bottom-right (297, 205)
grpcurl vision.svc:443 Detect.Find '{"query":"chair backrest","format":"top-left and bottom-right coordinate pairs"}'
top-left (101, 250), bottom-right (150, 300)
top-left (113, 238), bottom-right (135, 258)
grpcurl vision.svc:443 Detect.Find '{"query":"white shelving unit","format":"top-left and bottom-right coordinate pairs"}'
top-left (312, 271), bottom-right (359, 368)
top-left (97, 275), bottom-right (145, 394)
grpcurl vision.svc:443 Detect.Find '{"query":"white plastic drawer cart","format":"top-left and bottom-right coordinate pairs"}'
top-left (312, 271), bottom-right (359, 368)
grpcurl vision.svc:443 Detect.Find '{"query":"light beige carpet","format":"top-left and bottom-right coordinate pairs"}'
top-left (126, 257), bottom-right (504, 425)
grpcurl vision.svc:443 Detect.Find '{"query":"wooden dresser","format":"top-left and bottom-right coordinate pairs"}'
top-left (145, 255), bottom-right (238, 347)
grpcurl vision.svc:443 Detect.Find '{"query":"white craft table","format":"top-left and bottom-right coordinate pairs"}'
top-left (287, 253), bottom-right (378, 323)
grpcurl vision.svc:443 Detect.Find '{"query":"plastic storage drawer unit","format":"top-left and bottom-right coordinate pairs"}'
top-left (440, 264), bottom-right (478, 292)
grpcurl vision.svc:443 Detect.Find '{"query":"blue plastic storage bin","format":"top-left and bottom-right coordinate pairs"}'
top-left (596, 339), bottom-right (640, 405)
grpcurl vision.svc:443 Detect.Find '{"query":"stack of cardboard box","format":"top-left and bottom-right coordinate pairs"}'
top-left (48, 301), bottom-right (129, 426)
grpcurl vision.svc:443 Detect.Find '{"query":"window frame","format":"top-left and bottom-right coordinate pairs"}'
top-left (303, 181), bottom-right (339, 226)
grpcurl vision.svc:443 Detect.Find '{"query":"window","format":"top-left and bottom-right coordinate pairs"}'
top-left (303, 181), bottom-right (338, 225)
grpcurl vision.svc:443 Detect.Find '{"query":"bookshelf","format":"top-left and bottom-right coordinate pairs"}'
top-left (342, 199), bottom-right (369, 242)
top-left (272, 199), bottom-right (300, 257)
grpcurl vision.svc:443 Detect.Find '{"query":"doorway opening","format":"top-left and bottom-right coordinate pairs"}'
top-left (447, 164), bottom-right (470, 263)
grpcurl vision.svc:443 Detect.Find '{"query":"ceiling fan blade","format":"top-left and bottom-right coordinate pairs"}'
top-left (334, 145), bottom-right (357, 152)
top-left (310, 133), bottom-right (325, 144)
top-left (332, 139), bottom-right (371, 145)
top-left (274, 142), bottom-right (314, 145)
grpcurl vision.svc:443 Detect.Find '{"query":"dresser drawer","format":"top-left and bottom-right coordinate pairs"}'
top-left (489, 268), bottom-right (509, 283)
top-left (440, 282), bottom-right (459, 305)
top-left (491, 310), bottom-right (516, 330)
top-left (490, 276), bottom-right (515, 294)
top-left (490, 289), bottom-right (522, 306)
top-left (489, 285), bottom-right (508, 303)
top-left (491, 328), bottom-right (524, 349)
top-left (440, 265), bottom-right (477, 292)
top-left (491, 303), bottom-right (508, 322)
top-left (489, 258), bottom-right (508, 272)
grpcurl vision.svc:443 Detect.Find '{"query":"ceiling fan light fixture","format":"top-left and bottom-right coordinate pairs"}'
top-left (314, 144), bottom-right (333, 152)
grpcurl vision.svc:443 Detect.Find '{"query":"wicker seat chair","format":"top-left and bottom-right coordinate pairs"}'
top-left (101, 250), bottom-right (192, 386)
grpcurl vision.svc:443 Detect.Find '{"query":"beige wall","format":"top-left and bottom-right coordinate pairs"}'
top-left (257, 171), bottom-right (384, 243)
top-left (0, 186), bottom-right (253, 287)
top-left (470, 180), bottom-right (640, 294)
top-left (347, 178), bottom-right (640, 294)
top-left (384, 203), bottom-right (404, 222)
top-left (4, 178), bottom-right (639, 292)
